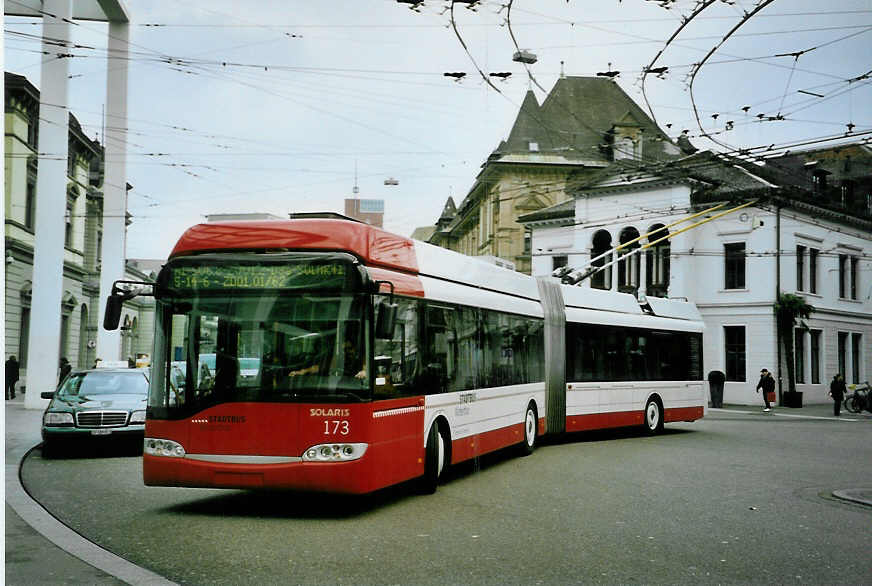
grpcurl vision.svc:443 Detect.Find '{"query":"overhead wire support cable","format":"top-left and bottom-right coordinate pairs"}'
top-left (688, 0), bottom-right (779, 152)
top-left (640, 0), bottom-right (717, 126)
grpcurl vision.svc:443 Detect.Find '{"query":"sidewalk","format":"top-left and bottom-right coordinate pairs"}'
top-left (4, 395), bottom-right (174, 585)
top-left (713, 401), bottom-right (872, 422)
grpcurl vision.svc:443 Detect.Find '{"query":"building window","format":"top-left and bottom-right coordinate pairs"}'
top-left (724, 326), bottom-right (746, 382)
top-left (810, 329), bottom-right (821, 385)
top-left (646, 224), bottom-right (670, 297)
top-left (838, 331), bottom-right (848, 377)
top-left (65, 202), bottom-right (74, 247)
top-left (25, 181), bottom-right (36, 229)
top-left (812, 170), bottom-right (828, 193)
top-left (808, 248), bottom-right (818, 294)
top-left (618, 227), bottom-right (640, 295)
top-left (852, 333), bottom-right (862, 384)
top-left (794, 328), bottom-right (805, 384)
top-left (591, 230), bottom-right (612, 291)
top-left (850, 256), bottom-right (858, 300)
top-left (841, 180), bottom-right (855, 207)
top-left (27, 114), bottom-right (38, 147)
top-left (523, 229), bottom-right (531, 255)
top-left (839, 254), bottom-right (859, 299)
top-left (796, 245), bottom-right (805, 291)
top-left (552, 255), bottom-right (568, 271)
top-left (724, 243), bottom-right (746, 289)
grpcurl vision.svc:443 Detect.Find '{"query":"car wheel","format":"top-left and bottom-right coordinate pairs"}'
top-left (644, 397), bottom-right (664, 435)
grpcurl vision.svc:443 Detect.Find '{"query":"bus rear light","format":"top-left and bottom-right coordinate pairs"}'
top-left (303, 443), bottom-right (368, 462)
top-left (144, 438), bottom-right (186, 458)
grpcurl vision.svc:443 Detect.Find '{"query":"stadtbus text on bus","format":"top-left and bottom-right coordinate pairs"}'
top-left (103, 216), bottom-right (704, 495)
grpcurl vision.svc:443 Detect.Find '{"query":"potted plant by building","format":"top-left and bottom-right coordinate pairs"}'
top-left (774, 293), bottom-right (814, 408)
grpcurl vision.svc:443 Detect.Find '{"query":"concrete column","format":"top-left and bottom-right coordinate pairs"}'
top-left (25, 0), bottom-right (72, 409)
top-left (96, 20), bottom-right (130, 362)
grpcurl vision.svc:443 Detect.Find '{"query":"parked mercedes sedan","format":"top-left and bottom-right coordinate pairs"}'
top-left (41, 368), bottom-right (149, 456)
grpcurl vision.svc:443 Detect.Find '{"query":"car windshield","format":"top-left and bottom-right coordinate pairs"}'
top-left (59, 371), bottom-right (149, 396)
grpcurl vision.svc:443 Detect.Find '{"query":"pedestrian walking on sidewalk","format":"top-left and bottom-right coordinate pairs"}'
top-left (756, 368), bottom-right (775, 412)
top-left (6, 355), bottom-right (19, 399)
top-left (829, 373), bottom-right (846, 416)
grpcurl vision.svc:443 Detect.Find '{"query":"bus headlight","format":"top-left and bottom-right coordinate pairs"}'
top-left (144, 438), bottom-right (186, 458)
top-left (129, 410), bottom-right (146, 424)
top-left (302, 443), bottom-right (367, 462)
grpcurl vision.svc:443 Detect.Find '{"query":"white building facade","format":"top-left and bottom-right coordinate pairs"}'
top-left (523, 152), bottom-right (872, 406)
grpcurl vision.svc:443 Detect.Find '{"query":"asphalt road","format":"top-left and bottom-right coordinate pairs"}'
top-left (21, 410), bottom-right (872, 585)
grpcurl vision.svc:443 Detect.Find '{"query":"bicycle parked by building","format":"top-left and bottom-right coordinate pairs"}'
top-left (843, 381), bottom-right (871, 414)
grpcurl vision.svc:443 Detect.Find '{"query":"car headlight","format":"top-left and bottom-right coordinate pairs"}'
top-left (143, 438), bottom-right (185, 458)
top-left (302, 443), bottom-right (367, 462)
top-left (129, 410), bottom-right (146, 424)
top-left (43, 412), bottom-right (74, 426)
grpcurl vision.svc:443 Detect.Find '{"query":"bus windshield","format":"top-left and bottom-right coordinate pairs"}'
top-left (149, 255), bottom-right (371, 419)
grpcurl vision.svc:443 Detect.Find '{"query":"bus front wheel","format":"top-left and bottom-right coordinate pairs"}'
top-left (644, 397), bottom-right (664, 435)
top-left (421, 422), bottom-right (447, 494)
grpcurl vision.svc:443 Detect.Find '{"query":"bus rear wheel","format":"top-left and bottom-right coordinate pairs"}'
top-left (644, 397), bottom-right (664, 435)
top-left (421, 422), bottom-right (447, 494)
top-left (519, 403), bottom-right (537, 456)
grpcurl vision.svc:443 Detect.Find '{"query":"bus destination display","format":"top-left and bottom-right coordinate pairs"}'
top-left (167, 263), bottom-right (349, 291)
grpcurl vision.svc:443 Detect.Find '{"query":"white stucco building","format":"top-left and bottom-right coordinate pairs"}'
top-left (521, 148), bottom-right (872, 406)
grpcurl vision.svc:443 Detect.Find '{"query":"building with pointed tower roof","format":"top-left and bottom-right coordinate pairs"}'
top-left (418, 76), bottom-right (682, 273)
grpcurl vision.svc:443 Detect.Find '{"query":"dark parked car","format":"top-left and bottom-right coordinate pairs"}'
top-left (41, 368), bottom-right (149, 456)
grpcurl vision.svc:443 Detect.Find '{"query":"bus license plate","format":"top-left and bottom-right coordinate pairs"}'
top-left (91, 429), bottom-right (112, 436)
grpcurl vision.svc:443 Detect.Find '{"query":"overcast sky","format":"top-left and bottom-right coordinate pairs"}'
top-left (5, 0), bottom-right (871, 260)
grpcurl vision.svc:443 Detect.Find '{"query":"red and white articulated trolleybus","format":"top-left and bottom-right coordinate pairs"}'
top-left (104, 216), bottom-right (704, 495)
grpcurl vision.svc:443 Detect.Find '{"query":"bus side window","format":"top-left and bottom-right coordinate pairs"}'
top-left (373, 297), bottom-right (420, 398)
top-left (422, 304), bottom-right (456, 394)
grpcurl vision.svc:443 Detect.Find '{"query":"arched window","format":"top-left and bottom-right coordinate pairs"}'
top-left (590, 230), bottom-right (613, 290)
top-left (646, 224), bottom-right (670, 297)
top-left (617, 227), bottom-right (641, 295)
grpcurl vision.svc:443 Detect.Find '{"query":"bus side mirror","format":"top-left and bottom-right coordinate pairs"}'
top-left (102, 280), bottom-right (155, 331)
top-left (103, 294), bottom-right (124, 330)
top-left (375, 302), bottom-right (397, 339)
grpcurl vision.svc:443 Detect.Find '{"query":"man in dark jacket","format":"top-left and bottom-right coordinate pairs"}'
top-left (756, 368), bottom-right (775, 412)
top-left (6, 355), bottom-right (19, 399)
top-left (829, 373), bottom-right (847, 416)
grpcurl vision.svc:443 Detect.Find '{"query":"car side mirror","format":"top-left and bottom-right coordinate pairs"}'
top-left (41, 391), bottom-right (55, 400)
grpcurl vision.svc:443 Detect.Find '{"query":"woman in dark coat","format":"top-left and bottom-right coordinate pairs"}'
top-left (829, 373), bottom-right (847, 416)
